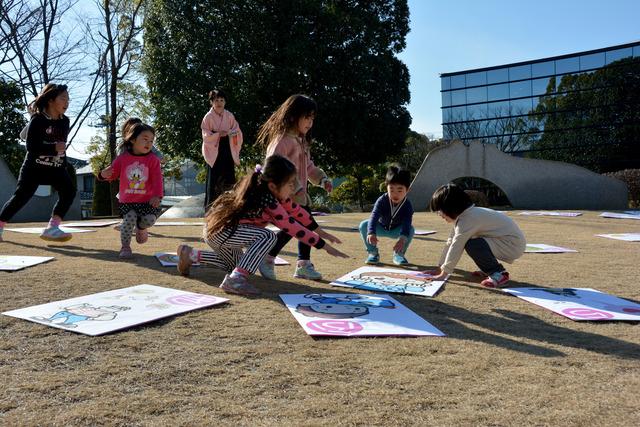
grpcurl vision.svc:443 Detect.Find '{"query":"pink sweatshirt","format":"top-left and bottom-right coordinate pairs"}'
top-left (266, 133), bottom-right (327, 205)
top-left (104, 152), bottom-right (163, 203)
top-left (201, 108), bottom-right (243, 167)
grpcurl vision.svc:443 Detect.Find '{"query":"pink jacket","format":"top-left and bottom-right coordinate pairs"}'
top-left (201, 108), bottom-right (243, 167)
top-left (266, 133), bottom-right (327, 205)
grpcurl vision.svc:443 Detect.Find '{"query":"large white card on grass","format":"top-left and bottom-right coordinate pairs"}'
top-left (331, 266), bottom-right (446, 297)
top-left (518, 211), bottom-right (582, 217)
top-left (600, 212), bottom-right (640, 220)
top-left (2, 284), bottom-right (229, 335)
top-left (62, 220), bottom-right (120, 227)
top-left (280, 293), bottom-right (445, 337)
top-left (502, 287), bottom-right (640, 321)
top-left (5, 227), bottom-right (94, 234)
top-left (0, 255), bottom-right (53, 271)
top-left (596, 233), bottom-right (640, 242)
top-left (414, 229), bottom-right (437, 235)
top-left (525, 244), bottom-right (577, 253)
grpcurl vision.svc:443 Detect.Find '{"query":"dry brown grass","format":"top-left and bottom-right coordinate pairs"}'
top-left (1, 211), bottom-right (639, 426)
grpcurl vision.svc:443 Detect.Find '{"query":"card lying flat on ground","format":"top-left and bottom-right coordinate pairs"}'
top-left (600, 212), bottom-right (640, 220)
top-left (519, 211), bottom-right (582, 217)
top-left (330, 266), bottom-right (447, 297)
top-left (5, 227), bottom-right (94, 234)
top-left (155, 252), bottom-right (201, 267)
top-left (2, 284), bottom-right (229, 336)
top-left (154, 221), bottom-right (204, 226)
top-left (596, 233), bottom-right (640, 242)
top-left (63, 220), bottom-right (121, 227)
top-left (525, 244), bottom-right (577, 253)
top-left (155, 252), bottom-right (289, 267)
top-left (0, 255), bottom-right (54, 271)
top-left (280, 293), bottom-right (445, 337)
top-left (502, 287), bottom-right (640, 321)
top-left (414, 229), bottom-right (437, 235)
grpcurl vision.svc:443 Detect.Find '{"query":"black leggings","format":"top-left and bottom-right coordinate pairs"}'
top-left (268, 205), bottom-right (314, 261)
top-left (0, 160), bottom-right (76, 222)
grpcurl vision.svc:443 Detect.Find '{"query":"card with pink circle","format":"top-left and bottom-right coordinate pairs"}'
top-left (2, 284), bottom-right (228, 335)
top-left (279, 293), bottom-right (445, 337)
top-left (502, 287), bottom-right (640, 321)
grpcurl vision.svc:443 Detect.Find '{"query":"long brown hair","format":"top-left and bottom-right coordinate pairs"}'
top-left (205, 155), bottom-right (296, 238)
top-left (255, 94), bottom-right (317, 149)
top-left (28, 83), bottom-right (68, 115)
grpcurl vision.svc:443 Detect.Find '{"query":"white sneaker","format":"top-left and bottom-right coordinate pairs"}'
top-left (40, 226), bottom-right (72, 242)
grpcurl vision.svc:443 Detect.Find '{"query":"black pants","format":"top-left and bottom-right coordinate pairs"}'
top-left (464, 238), bottom-right (504, 275)
top-left (0, 160), bottom-right (76, 222)
top-left (268, 205), bottom-right (313, 261)
top-left (204, 161), bottom-right (236, 210)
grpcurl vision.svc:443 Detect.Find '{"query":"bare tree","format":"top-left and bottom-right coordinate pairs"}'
top-left (0, 0), bottom-right (103, 144)
top-left (88, 0), bottom-right (145, 213)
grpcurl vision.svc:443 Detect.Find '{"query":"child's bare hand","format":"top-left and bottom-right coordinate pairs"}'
top-left (55, 142), bottom-right (66, 154)
top-left (393, 239), bottom-right (405, 253)
top-left (100, 166), bottom-right (113, 179)
top-left (367, 234), bottom-right (378, 246)
top-left (324, 244), bottom-right (349, 258)
top-left (323, 180), bottom-right (333, 193)
top-left (218, 130), bottom-right (229, 137)
top-left (318, 229), bottom-right (341, 244)
top-left (149, 196), bottom-right (161, 208)
top-left (421, 268), bottom-right (442, 276)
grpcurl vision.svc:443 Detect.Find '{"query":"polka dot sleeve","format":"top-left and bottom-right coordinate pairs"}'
top-left (264, 201), bottom-right (325, 248)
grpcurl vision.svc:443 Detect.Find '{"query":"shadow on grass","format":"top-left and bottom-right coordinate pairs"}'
top-left (400, 276), bottom-right (640, 360)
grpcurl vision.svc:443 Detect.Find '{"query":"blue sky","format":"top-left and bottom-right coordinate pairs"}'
top-left (399, 0), bottom-right (640, 138)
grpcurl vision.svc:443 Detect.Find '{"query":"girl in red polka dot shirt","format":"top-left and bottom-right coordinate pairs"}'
top-left (176, 155), bottom-right (347, 296)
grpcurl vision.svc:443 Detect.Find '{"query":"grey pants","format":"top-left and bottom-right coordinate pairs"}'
top-left (120, 211), bottom-right (157, 246)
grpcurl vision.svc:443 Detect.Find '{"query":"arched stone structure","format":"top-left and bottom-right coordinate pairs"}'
top-left (408, 140), bottom-right (628, 211)
top-left (0, 158), bottom-right (81, 222)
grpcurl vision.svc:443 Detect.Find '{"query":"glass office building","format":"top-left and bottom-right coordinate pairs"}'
top-left (441, 41), bottom-right (640, 172)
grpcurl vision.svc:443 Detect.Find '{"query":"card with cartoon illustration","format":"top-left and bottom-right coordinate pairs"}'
top-left (280, 293), bottom-right (445, 337)
top-left (502, 287), bottom-right (640, 321)
top-left (330, 266), bottom-right (447, 297)
top-left (2, 284), bottom-right (228, 335)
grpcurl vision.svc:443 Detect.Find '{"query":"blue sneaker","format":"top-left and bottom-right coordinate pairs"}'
top-left (40, 226), bottom-right (72, 242)
top-left (258, 257), bottom-right (277, 280)
top-left (365, 252), bottom-right (380, 265)
top-left (294, 262), bottom-right (322, 280)
top-left (392, 253), bottom-right (409, 266)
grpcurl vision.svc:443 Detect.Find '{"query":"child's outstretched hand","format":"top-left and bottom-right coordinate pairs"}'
top-left (324, 244), bottom-right (349, 258)
top-left (321, 177), bottom-right (333, 193)
top-left (421, 267), bottom-right (447, 280)
top-left (367, 234), bottom-right (378, 246)
top-left (100, 166), bottom-right (113, 179)
top-left (317, 229), bottom-right (341, 244)
top-left (393, 238), bottom-right (405, 254)
top-left (149, 196), bottom-right (162, 208)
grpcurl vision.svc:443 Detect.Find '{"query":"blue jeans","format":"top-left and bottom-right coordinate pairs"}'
top-left (359, 220), bottom-right (414, 255)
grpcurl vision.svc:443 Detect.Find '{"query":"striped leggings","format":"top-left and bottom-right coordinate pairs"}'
top-left (201, 224), bottom-right (277, 274)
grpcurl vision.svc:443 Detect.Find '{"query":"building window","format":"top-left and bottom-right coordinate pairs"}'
top-left (487, 83), bottom-right (509, 101)
top-left (606, 47), bottom-right (633, 64)
top-left (509, 64), bottom-right (531, 81)
top-left (450, 74), bottom-right (465, 89)
top-left (531, 60), bottom-right (554, 77)
top-left (580, 52), bottom-right (605, 70)
top-left (556, 57), bottom-right (579, 74)
top-left (487, 68), bottom-right (509, 84)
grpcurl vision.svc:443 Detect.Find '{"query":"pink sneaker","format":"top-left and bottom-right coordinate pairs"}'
top-left (481, 271), bottom-right (510, 288)
top-left (219, 274), bottom-right (260, 296)
top-left (136, 228), bottom-right (148, 244)
top-left (119, 245), bottom-right (133, 259)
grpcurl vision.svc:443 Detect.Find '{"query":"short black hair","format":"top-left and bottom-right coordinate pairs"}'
top-left (385, 165), bottom-right (411, 188)
top-left (208, 89), bottom-right (226, 102)
top-left (429, 183), bottom-right (472, 219)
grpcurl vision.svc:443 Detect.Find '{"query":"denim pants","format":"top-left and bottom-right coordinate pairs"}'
top-left (359, 219), bottom-right (414, 255)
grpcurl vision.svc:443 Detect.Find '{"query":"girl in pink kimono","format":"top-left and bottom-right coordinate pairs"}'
top-left (255, 94), bottom-right (337, 281)
top-left (201, 89), bottom-right (243, 208)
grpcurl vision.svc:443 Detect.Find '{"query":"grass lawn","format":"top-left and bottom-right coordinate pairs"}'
top-left (1, 211), bottom-right (639, 426)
